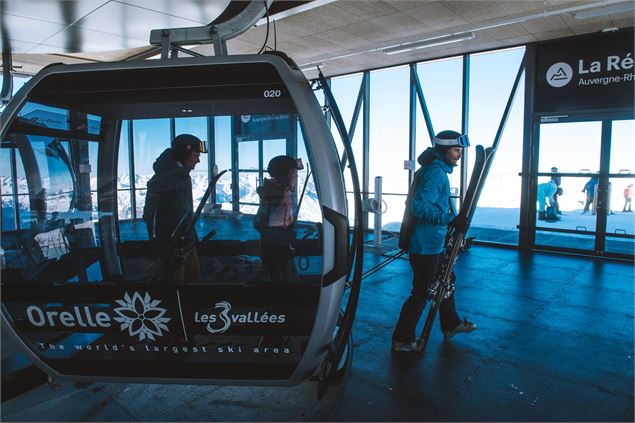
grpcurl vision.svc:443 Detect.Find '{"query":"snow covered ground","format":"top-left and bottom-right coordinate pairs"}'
top-left (383, 206), bottom-right (634, 235)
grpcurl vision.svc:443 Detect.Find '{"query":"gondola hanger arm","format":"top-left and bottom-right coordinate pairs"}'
top-left (149, 0), bottom-right (273, 57)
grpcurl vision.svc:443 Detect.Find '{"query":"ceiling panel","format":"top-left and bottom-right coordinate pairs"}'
top-left (312, 28), bottom-right (371, 50)
top-left (1, 14), bottom-right (67, 47)
top-left (119, 0), bottom-right (231, 24)
top-left (72, 1), bottom-right (201, 41)
top-left (333, 1), bottom-right (399, 20)
top-left (2, 0), bottom-right (108, 26)
top-left (345, 11), bottom-right (429, 43)
top-left (1, 0), bottom-right (633, 79)
top-left (443, 1), bottom-right (512, 23)
top-left (407, 2), bottom-right (468, 30)
top-left (43, 27), bottom-right (147, 53)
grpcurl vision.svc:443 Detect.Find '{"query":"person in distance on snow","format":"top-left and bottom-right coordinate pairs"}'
top-left (254, 155), bottom-right (304, 282)
top-left (392, 130), bottom-right (476, 353)
top-left (143, 133), bottom-right (207, 284)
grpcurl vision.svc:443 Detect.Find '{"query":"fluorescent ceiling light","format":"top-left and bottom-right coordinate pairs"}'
top-left (299, 62), bottom-right (324, 71)
top-left (382, 32), bottom-right (475, 55)
top-left (573, 1), bottom-right (634, 19)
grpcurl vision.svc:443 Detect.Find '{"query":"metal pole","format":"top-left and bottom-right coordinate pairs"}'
top-left (408, 64), bottom-right (417, 187)
top-left (373, 176), bottom-right (382, 248)
top-left (128, 120), bottom-right (136, 219)
top-left (461, 54), bottom-right (470, 206)
top-left (362, 71), bottom-right (370, 232)
top-left (519, 44), bottom-right (537, 250)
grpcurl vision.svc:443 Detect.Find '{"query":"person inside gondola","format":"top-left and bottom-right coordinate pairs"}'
top-left (142, 134), bottom-right (207, 284)
top-left (254, 155), bottom-right (304, 282)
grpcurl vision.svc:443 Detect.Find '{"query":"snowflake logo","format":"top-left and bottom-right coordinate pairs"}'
top-left (113, 292), bottom-right (171, 341)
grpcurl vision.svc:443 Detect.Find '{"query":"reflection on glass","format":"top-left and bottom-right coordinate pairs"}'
top-left (262, 139), bottom-right (286, 168)
top-left (89, 142), bottom-right (99, 191)
top-left (239, 172), bottom-right (259, 205)
top-left (238, 140), bottom-right (259, 170)
top-left (117, 121), bottom-right (130, 190)
top-left (535, 176), bottom-right (596, 231)
top-left (535, 230), bottom-right (595, 251)
top-left (2, 79), bottom-right (325, 292)
top-left (332, 73), bottom-right (364, 205)
top-left (468, 47), bottom-right (525, 148)
top-left (538, 122), bottom-right (601, 174)
top-left (1, 196), bottom-right (16, 231)
top-left (610, 120), bottom-right (635, 174)
top-left (331, 73), bottom-right (363, 159)
top-left (175, 117), bottom-right (209, 174)
top-left (607, 177), bottom-right (635, 234)
top-left (17, 102), bottom-right (69, 130)
top-left (135, 189), bottom-right (147, 225)
top-left (381, 194), bottom-right (406, 234)
top-left (134, 119), bottom-right (170, 184)
top-left (369, 66), bottom-right (409, 199)
top-left (468, 71), bottom-right (524, 246)
top-left (215, 116), bottom-right (232, 172)
top-left (117, 190), bottom-right (132, 220)
top-left (418, 56), bottom-right (463, 136)
top-left (0, 148), bottom-right (13, 195)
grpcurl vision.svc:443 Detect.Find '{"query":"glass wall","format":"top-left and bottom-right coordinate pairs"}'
top-left (465, 47), bottom-right (525, 244)
top-left (417, 56), bottom-right (463, 141)
top-left (535, 121), bottom-right (603, 251)
top-left (606, 120), bottom-right (635, 255)
top-left (369, 65), bottom-right (410, 231)
top-left (331, 73), bottom-right (364, 226)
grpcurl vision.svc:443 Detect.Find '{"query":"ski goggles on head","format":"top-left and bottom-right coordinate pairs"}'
top-left (181, 139), bottom-right (208, 153)
top-left (432, 134), bottom-right (470, 147)
top-left (196, 140), bottom-right (208, 154)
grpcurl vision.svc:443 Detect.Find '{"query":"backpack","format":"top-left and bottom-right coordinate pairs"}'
top-left (398, 168), bottom-right (422, 251)
top-left (544, 205), bottom-right (559, 222)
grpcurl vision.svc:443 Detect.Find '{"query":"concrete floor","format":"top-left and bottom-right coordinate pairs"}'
top-left (2, 244), bottom-right (633, 421)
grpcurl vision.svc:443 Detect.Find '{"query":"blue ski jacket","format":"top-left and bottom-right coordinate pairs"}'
top-left (408, 148), bottom-right (456, 255)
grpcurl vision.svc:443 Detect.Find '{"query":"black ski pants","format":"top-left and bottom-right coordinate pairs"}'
top-left (392, 253), bottom-right (461, 343)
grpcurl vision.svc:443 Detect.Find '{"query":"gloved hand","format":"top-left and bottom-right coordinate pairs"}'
top-left (449, 214), bottom-right (469, 233)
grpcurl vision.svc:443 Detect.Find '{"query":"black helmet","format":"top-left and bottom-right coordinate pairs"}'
top-left (267, 155), bottom-right (304, 184)
top-left (171, 134), bottom-right (208, 161)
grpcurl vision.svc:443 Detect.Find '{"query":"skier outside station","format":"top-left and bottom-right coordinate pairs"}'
top-left (582, 174), bottom-right (599, 214)
top-left (623, 184), bottom-right (633, 212)
top-left (143, 134), bottom-right (207, 284)
top-left (392, 130), bottom-right (476, 353)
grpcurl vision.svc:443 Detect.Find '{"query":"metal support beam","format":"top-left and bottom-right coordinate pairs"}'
top-left (408, 64), bottom-right (417, 187)
top-left (207, 117), bottom-right (217, 204)
top-left (362, 71), bottom-right (370, 231)
top-left (411, 65), bottom-right (435, 142)
top-left (460, 55), bottom-right (470, 204)
top-left (9, 147), bottom-right (19, 229)
top-left (595, 120), bottom-right (612, 254)
top-left (128, 120), bottom-right (136, 219)
top-left (519, 44), bottom-right (537, 250)
top-left (339, 76), bottom-right (365, 173)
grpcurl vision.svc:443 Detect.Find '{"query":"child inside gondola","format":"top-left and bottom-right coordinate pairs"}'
top-left (254, 155), bottom-right (304, 282)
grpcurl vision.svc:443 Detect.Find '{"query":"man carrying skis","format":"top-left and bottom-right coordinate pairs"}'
top-left (392, 130), bottom-right (476, 353)
top-left (143, 133), bottom-right (207, 284)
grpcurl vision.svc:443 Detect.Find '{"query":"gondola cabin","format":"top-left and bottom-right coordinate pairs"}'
top-left (0, 54), bottom-right (349, 385)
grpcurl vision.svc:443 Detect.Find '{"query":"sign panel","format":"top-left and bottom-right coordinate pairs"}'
top-left (234, 114), bottom-right (293, 141)
top-left (3, 284), bottom-right (318, 380)
top-left (535, 28), bottom-right (634, 114)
